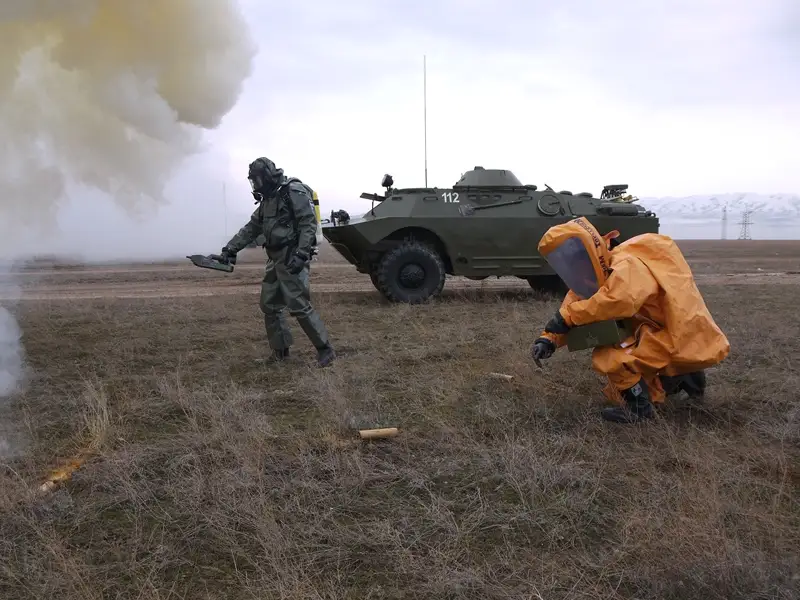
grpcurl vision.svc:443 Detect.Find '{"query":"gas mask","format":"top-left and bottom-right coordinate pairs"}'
top-left (247, 157), bottom-right (284, 200)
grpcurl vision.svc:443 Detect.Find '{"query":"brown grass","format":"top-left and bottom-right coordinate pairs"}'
top-left (1, 240), bottom-right (799, 599)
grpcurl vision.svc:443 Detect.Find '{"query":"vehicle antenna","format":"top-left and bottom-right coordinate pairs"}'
top-left (423, 54), bottom-right (428, 188)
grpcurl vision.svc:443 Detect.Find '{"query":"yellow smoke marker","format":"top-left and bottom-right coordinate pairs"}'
top-left (38, 449), bottom-right (93, 494)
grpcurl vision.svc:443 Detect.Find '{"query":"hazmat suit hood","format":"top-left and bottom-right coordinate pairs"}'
top-left (537, 217), bottom-right (619, 299)
top-left (248, 157), bottom-right (285, 200)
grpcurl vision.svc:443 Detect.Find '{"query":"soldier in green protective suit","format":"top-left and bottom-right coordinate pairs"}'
top-left (216, 157), bottom-right (335, 367)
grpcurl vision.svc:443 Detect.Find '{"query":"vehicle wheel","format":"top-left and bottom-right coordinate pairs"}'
top-left (526, 274), bottom-right (569, 296)
top-left (376, 241), bottom-right (446, 303)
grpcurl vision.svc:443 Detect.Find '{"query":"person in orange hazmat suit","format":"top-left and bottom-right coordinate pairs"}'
top-left (530, 217), bottom-right (730, 424)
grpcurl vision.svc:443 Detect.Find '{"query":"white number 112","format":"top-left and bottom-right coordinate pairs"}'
top-left (441, 191), bottom-right (460, 203)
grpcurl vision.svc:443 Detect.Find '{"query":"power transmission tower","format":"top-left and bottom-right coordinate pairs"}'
top-left (737, 208), bottom-right (753, 240)
top-left (721, 203), bottom-right (728, 240)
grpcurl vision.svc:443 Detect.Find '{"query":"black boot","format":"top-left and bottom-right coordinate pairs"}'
top-left (679, 370), bottom-right (706, 399)
top-left (601, 380), bottom-right (655, 424)
top-left (269, 348), bottom-right (290, 362)
top-left (659, 371), bottom-right (706, 399)
top-left (316, 344), bottom-right (336, 368)
top-left (659, 374), bottom-right (682, 397)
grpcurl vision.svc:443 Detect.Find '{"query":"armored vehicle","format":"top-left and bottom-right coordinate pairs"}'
top-left (321, 167), bottom-right (659, 303)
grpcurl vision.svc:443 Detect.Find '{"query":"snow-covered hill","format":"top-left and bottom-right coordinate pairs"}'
top-left (636, 193), bottom-right (800, 239)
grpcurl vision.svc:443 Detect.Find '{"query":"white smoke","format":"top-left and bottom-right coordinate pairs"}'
top-left (0, 1), bottom-right (257, 237)
top-left (0, 303), bottom-right (22, 397)
top-left (0, 264), bottom-right (24, 459)
top-left (0, 0), bottom-right (258, 452)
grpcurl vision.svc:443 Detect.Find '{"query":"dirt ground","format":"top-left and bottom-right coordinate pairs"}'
top-left (1, 240), bottom-right (799, 599)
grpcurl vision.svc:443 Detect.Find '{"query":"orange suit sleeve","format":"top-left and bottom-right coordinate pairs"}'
top-left (560, 257), bottom-right (659, 326)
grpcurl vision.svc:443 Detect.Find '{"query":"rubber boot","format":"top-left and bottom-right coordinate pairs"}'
top-left (600, 379), bottom-right (655, 424)
top-left (268, 348), bottom-right (290, 363)
top-left (679, 370), bottom-right (706, 399)
top-left (660, 371), bottom-right (706, 399)
top-left (316, 344), bottom-right (336, 368)
top-left (659, 374), bottom-right (682, 397)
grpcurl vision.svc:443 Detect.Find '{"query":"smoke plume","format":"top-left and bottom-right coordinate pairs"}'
top-left (0, 272), bottom-right (23, 458)
top-left (0, 297), bottom-right (22, 398)
top-left (0, 0), bottom-right (257, 454)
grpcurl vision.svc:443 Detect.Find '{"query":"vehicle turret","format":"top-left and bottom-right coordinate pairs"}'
top-left (453, 166), bottom-right (525, 188)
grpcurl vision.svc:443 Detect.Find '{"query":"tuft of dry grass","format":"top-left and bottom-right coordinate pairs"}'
top-left (0, 241), bottom-right (799, 599)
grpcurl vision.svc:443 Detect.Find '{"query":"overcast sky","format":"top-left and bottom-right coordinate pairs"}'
top-left (3, 0), bottom-right (799, 260)
top-left (224, 0), bottom-right (798, 197)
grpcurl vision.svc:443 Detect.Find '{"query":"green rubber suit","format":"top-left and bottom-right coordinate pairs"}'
top-left (219, 157), bottom-right (335, 367)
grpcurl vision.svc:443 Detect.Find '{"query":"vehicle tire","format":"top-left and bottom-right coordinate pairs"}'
top-left (376, 241), bottom-right (446, 303)
top-left (526, 274), bottom-right (569, 297)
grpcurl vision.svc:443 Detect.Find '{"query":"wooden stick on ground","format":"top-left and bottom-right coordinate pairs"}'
top-left (488, 372), bottom-right (514, 381)
top-left (358, 427), bottom-right (399, 440)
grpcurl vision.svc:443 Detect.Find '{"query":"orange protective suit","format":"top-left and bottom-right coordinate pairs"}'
top-left (536, 217), bottom-right (730, 405)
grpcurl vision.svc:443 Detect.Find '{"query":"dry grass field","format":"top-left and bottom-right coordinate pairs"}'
top-left (1, 240), bottom-right (799, 599)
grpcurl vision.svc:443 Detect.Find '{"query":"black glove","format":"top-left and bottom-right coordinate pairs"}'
top-left (544, 309), bottom-right (571, 335)
top-left (215, 246), bottom-right (237, 265)
top-left (531, 337), bottom-right (556, 361)
top-left (286, 249), bottom-right (310, 275)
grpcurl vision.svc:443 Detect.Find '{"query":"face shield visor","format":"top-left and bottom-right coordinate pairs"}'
top-left (248, 174), bottom-right (264, 191)
top-left (543, 236), bottom-right (601, 299)
top-left (247, 157), bottom-right (283, 194)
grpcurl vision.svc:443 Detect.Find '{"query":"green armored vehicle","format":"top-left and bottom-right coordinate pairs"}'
top-left (321, 166), bottom-right (659, 303)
